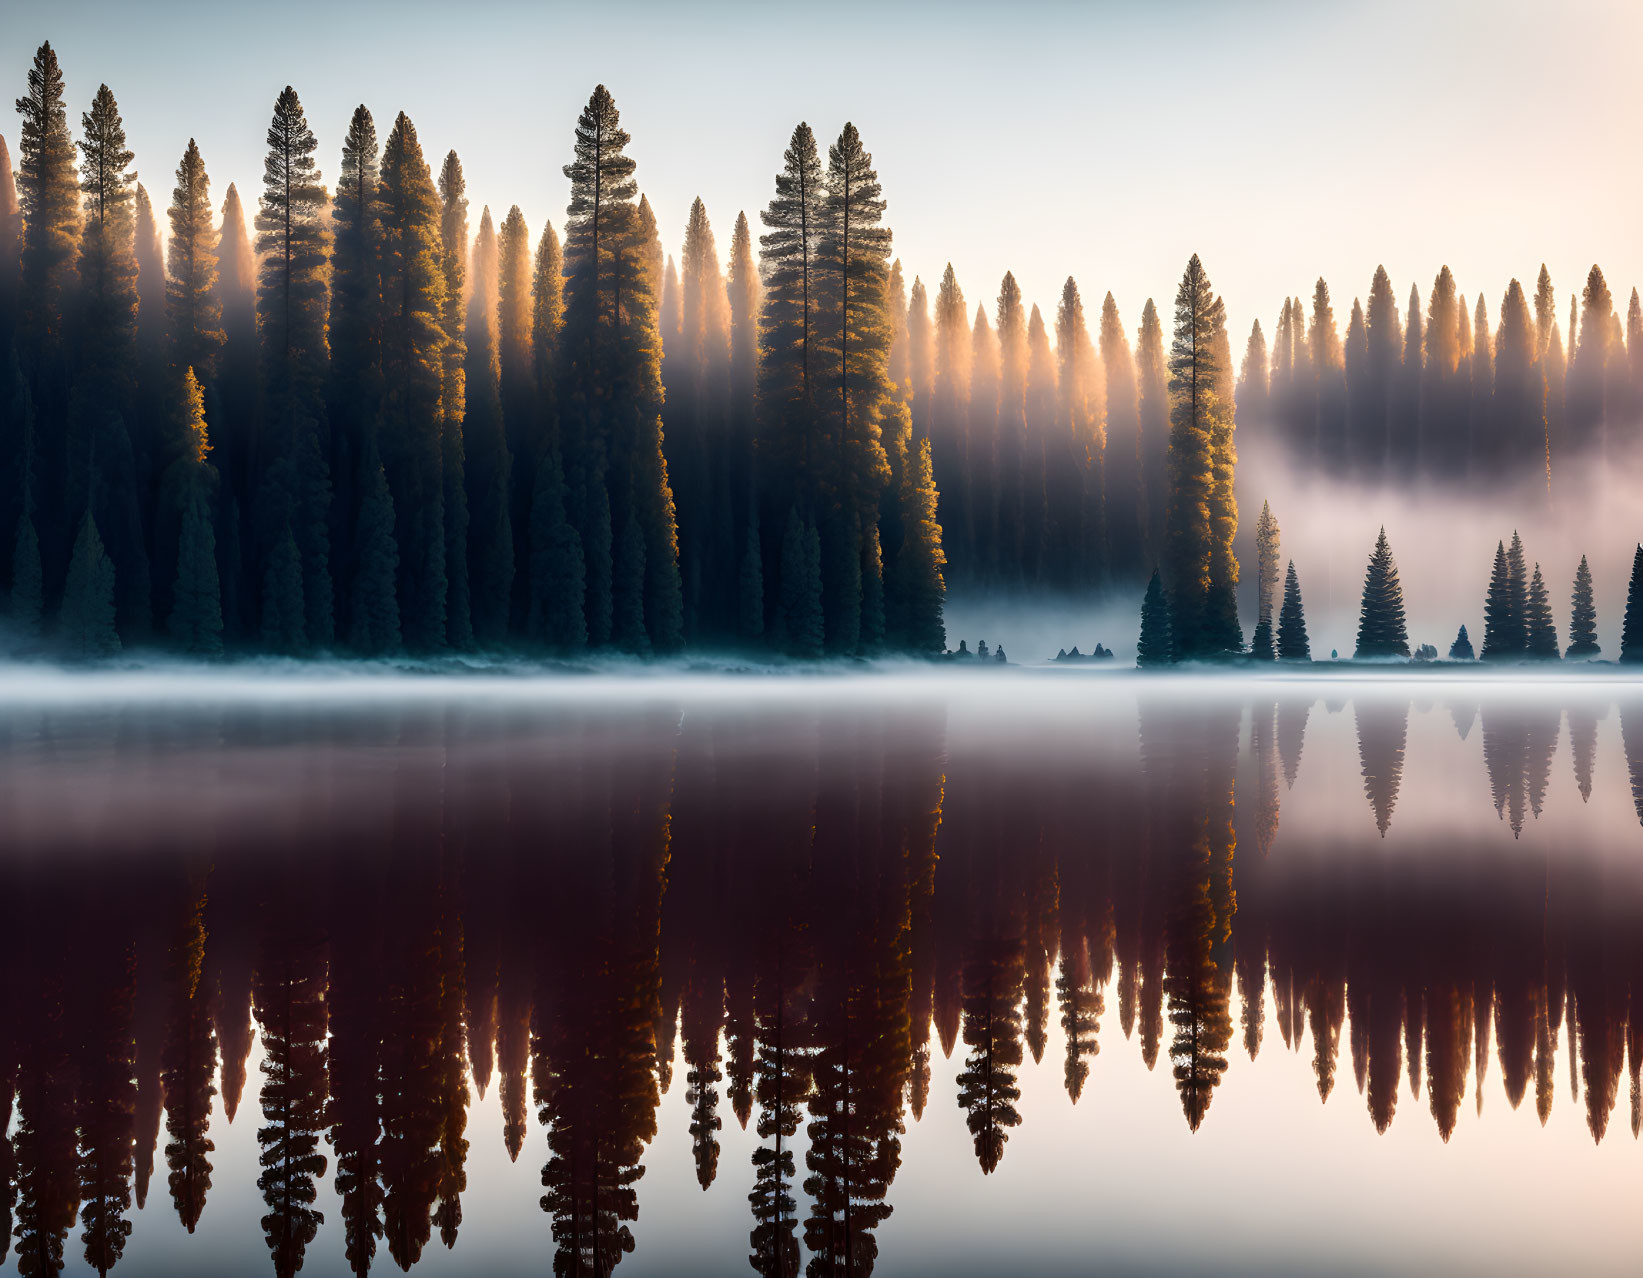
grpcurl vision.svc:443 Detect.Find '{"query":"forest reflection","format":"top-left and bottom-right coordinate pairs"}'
top-left (1, 689), bottom-right (1641, 1277)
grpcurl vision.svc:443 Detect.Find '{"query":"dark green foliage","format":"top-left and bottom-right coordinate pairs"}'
top-left (1480, 540), bottom-right (1521, 659)
top-left (1250, 500), bottom-right (1278, 660)
top-left (1354, 528), bottom-right (1409, 658)
top-left (776, 506), bottom-right (823, 658)
top-left (10, 512), bottom-right (42, 640)
top-left (170, 486), bottom-right (222, 656)
top-left (885, 434), bottom-right (946, 655)
top-left (1137, 568), bottom-right (1173, 667)
top-left (1276, 560), bottom-right (1310, 660)
top-left (438, 150), bottom-right (471, 649)
top-left (166, 372), bottom-right (222, 656)
top-left (1567, 555), bottom-right (1599, 657)
top-left (349, 446), bottom-right (400, 655)
top-left (737, 503), bottom-right (763, 641)
top-left (15, 43), bottom-right (80, 354)
top-left (527, 444), bottom-right (586, 649)
top-left (166, 140), bottom-right (222, 383)
top-left (260, 524), bottom-right (306, 654)
top-left (1449, 624), bottom-right (1475, 660)
top-left (1621, 545), bottom-right (1643, 664)
top-left (613, 511), bottom-right (649, 654)
top-left (1524, 563), bottom-right (1558, 659)
top-left (559, 85), bottom-right (683, 652)
top-left (1163, 254), bottom-right (1233, 658)
top-left (377, 112), bottom-right (448, 650)
top-left (60, 510), bottom-right (119, 659)
top-left (463, 208), bottom-right (512, 646)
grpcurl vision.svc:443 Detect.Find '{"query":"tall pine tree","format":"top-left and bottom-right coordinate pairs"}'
top-left (463, 207), bottom-right (512, 645)
top-left (1567, 554), bottom-right (1599, 658)
top-left (1354, 528), bottom-right (1409, 659)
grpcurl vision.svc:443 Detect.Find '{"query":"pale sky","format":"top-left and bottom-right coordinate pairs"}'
top-left (3, 0), bottom-right (1639, 346)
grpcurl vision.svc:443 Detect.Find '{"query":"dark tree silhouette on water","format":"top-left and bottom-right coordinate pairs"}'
top-left (1622, 545), bottom-right (1643, 664)
top-left (1354, 528), bottom-right (1408, 659)
top-left (1276, 560), bottom-right (1310, 661)
top-left (1567, 555), bottom-right (1599, 657)
top-left (1250, 500), bottom-right (1279, 660)
top-left (1524, 563), bottom-right (1558, 659)
top-left (1448, 624), bottom-right (1474, 661)
top-left (1137, 568), bottom-right (1172, 667)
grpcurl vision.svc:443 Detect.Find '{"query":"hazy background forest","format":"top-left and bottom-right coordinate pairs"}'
top-left (3, 2), bottom-right (1643, 664)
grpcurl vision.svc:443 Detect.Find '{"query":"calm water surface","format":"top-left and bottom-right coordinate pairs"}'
top-left (0, 671), bottom-right (1639, 1276)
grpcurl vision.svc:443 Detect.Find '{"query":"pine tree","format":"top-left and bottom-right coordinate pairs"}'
top-left (1567, 555), bottom-right (1599, 657)
top-left (166, 141), bottom-right (223, 384)
top-left (60, 510), bottom-right (120, 659)
top-left (255, 86), bottom-right (333, 648)
top-left (1276, 561), bottom-right (1310, 660)
top-left (1135, 298), bottom-right (1169, 568)
top-left (814, 122), bottom-right (893, 655)
top-left (74, 82), bottom-right (152, 637)
top-left (776, 506), bottom-right (823, 658)
top-left (1354, 528), bottom-right (1409, 659)
top-left (496, 203), bottom-right (534, 627)
top-left (559, 85), bottom-right (682, 651)
top-left (1250, 500), bottom-right (1279, 660)
top-left (1621, 545), bottom-right (1643, 664)
top-left (260, 523), bottom-right (306, 654)
top-left (1163, 254), bottom-right (1221, 658)
top-left (886, 432), bottom-right (946, 655)
top-left (1449, 624), bottom-right (1475, 661)
top-left (527, 443), bottom-right (586, 650)
top-left (1101, 294), bottom-right (1144, 583)
top-left (14, 43), bottom-right (80, 356)
top-left (377, 113), bottom-right (448, 650)
top-left (1524, 563), bottom-right (1558, 659)
top-left (438, 150), bottom-right (471, 649)
top-left (349, 442), bottom-right (400, 655)
top-left (1137, 568), bottom-right (1173, 667)
top-left (1505, 530), bottom-right (1528, 648)
top-left (757, 123), bottom-right (826, 521)
top-left (166, 370), bottom-right (222, 656)
top-left (1480, 540), bottom-right (1520, 660)
top-left (327, 103), bottom-right (383, 615)
top-left (463, 207), bottom-right (512, 645)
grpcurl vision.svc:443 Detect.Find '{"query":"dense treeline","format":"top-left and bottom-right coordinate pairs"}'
top-left (0, 45), bottom-right (949, 661)
top-left (8, 42), bottom-right (1643, 664)
top-left (2, 697), bottom-right (1641, 1274)
top-left (1246, 262), bottom-right (1643, 490)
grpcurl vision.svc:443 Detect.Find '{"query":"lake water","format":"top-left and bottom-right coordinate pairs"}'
top-left (0, 669), bottom-right (1639, 1276)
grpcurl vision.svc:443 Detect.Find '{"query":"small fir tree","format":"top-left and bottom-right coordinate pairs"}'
top-left (1480, 540), bottom-right (1521, 659)
top-left (1137, 568), bottom-right (1173, 667)
top-left (1448, 624), bottom-right (1475, 660)
top-left (1524, 563), bottom-right (1558, 659)
top-left (1354, 527), bottom-right (1409, 658)
top-left (1250, 499), bottom-right (1279, 660)
top-left (1276, 560), bottom-right (1311, 660)
top-left (1621, 545), bottom-right (1643, 664)
top-left (1567, 555), bottom-right (1599, 657)
top-left (60, 511), bottom-right (121, 659)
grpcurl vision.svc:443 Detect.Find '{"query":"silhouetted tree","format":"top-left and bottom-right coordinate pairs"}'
top-left (1276, 560), bottom-right (1310, 660)
top-left (1354, 528), bottom-right (1408, 658)
top-left (464, 207), bottom-right (512, 645)
top-left (1621, 545), bottom-right (1643, 664)
top-left (60, 509), bottom-right (120, 658)
top-left (1137, 568), bottom-right (1172, 667)
top-left (1524, 563), bottom-right (1558, 659)
top-left (1567, 555), bottom-right (1599, 658)
top-left (1250, 500), bottom-right (1279, 660)
top-left (1449, 624), bottom-right (1474, 660)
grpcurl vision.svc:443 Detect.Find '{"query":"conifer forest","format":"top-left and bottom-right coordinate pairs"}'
top-left (5, 36), bottom-right (1642, 668)
top-left (4, 6), bottom-right (1643, 1278)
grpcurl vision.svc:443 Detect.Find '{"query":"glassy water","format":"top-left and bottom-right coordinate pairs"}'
top-left (0, 671), bottom-right (1639, 1276)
